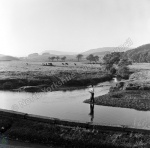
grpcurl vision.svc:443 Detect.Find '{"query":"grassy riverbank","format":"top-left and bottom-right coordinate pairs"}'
top-left (84, 64), bottom-right (150, 111)
top-left (84, 90), bottom-right (150, 111)
top-left (0, 61), bottom-right (112, 92)
top-left (0, 113), bottom-right (150, 148)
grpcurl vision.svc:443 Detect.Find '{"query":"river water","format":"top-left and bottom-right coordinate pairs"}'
top-left (0, 81), bottom-right (150, 130)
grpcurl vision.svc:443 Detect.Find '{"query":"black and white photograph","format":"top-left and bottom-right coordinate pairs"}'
top-left (0, 0), bottom-right (150, 147)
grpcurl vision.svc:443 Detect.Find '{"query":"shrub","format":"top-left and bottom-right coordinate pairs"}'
top-left (110, 67), bottom-right (116, 75)
top-left (117, 66), bottom-right (130, 79)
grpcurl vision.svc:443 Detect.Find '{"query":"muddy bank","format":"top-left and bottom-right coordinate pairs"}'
top-left (84, 90), bottom-right (150, 111)
top-left (1, 109), bottom-right (150, 148)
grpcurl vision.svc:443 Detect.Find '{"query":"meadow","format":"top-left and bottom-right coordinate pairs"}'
top-left (0, 61), bottom-right (112, 91)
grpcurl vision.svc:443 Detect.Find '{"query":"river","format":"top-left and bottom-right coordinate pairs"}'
top-left (0, 81), bottom-right (150, 130)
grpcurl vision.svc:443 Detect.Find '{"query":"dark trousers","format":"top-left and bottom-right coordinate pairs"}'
top-left (90, 93), bottom-right (94, 103)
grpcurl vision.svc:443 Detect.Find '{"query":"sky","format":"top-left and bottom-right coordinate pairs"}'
top-left (0, 0), bottom-right (150, 57)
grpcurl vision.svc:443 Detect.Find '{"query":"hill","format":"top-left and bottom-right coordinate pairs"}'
top-left (0, 55), bottom-right (20, 61)
top-left (124, 44), bottom-right (150, 62)
top-left (82, 47), bottom-right (129, 55)
top-left (41, 50), bottom-right (77, 55)
top-left (82, 47), bottom-right (115, 55)
top-left (0, 54), bottom-right (4, 57)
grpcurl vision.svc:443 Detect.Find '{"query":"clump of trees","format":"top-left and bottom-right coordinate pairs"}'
top-left (103, 52), bottom-right (132, 79)
top-left (61, 56), bottom-right (66, 61)
top-left (76, 54), bottom-right (83, 62)
top-left (86, 54), bottom-right (99, 63)
top-left (48, 56), bottom-right (66, 62)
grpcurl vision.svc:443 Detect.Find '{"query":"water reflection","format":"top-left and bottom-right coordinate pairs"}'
top-left (89, 103), bottom-right (94, 122)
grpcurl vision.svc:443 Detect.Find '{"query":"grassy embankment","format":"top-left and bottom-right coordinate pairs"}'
top-left (84, 90), bottom-right (150, 111)
top-left (0, 114), bottom-right (150, 148)
top-left (0, 62), bottom-right (112, 92)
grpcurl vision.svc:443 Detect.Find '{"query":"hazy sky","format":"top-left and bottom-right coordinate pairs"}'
top-left (0, 0), bottom-right (150, 57)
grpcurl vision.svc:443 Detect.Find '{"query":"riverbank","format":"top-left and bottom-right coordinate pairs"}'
top-left (0, 109), bottom-right (150, 148)
top-left (84, 90), bottom-right (150, 111)
top-left (0, 71), bottom-right (112, 92)
top-left (84, 68), bottom-right (150, 111)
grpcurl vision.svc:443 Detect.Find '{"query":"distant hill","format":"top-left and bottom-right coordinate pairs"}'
top-left (82, 47), bottom-right (129, 55)
top-left (28, 53), bottom-right (39, 58)
top-left (0, 54), bottom-right (4, 57)
top-left (82, 47), bottom-right (115, 55)
top-left (0, 55), bottom-right (19, 61)
top-left (41, 50), bottom-right (77, 55)
top-left (124, 44), bottom-right (150, 62)
top-left (27, 53), bottom-right (76, 62)
top-left (19, 46), bottom-right (132, 62)
top-left (90, 51), bottom-right (111, 56)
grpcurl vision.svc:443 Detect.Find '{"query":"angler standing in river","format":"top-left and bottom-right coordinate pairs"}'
top-left (88, 85), bottom-right (95, 103)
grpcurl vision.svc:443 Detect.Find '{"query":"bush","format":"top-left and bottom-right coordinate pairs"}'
top-left (117, 66), bottom-right (130, 79)
top-left (110, 67), bottom-right (116, 75)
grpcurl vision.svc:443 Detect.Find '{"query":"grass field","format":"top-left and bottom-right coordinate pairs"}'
top-left (0, 61), bottom-right (112, 91)
top-left (129, 63), bottom-right (150, 70)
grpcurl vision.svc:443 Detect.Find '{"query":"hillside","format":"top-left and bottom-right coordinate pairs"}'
top-left (0, 54), bottom-right (4, 57)
top-left (82, 47), bottom-right (129, 55)
top-left (82, 47), bottom-right (115, 55)
top-left (125, 44), bottom-right (150, 62)
top-left (41, 50), bottom-right (77, 55)
top-left (0, 55), bottom-right (19, 61)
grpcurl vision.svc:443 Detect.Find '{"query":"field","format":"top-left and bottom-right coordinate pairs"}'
top-left (129, 63), bottom-right (150, 70)
top-left (0, 61), bottom-right (112, 91)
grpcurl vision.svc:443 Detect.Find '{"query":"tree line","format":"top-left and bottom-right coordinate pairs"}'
top-left (48, 54), bottom-right (100, 62)
top-left (48, 56), bottom-right (66, 62)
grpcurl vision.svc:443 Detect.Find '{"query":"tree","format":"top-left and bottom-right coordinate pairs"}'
top-left (117, 66), bottom-right (130, 79)
top-left (48, 57), bottom-right (51, 62)
top-left (118, 58), bottom-right (132, 67)
top-left (76, 54), bottom-right (83, 62)
top-left (51, 56), bottom-right (55, 61)
top-left (110, 67), bottom-right (116, 75)
top-left (103, 52), bottom-right (124, 65)
top-left (104, 63), bottom-right (113, 71)
top-left (86, 54), bottom-right (95, 62)
top-left (61, 56), bottom-right (66, 61)
top-left (94, 56), bottom-right (99, 62)
top-left (103, 52), bottom-right (124, 73)
top-left (56, 56), bottom-right (60, 61)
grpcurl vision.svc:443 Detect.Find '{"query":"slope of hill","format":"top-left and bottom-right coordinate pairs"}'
top-left (82, 47), bottom-right (129, 55)
top-left (125, 44), bottom-right (150, 62)
top-left (82, 47), bottom-right (115, 55)
top-left (0, 54), bottom-right (4, 57)
top-left (41, 50), bottom-right (77, 55)
top-left (28, 53), bottom-right (39, 58)
top-left (90, 51), bottom-right (111, 56)
top-left (0, 55), bottom-right (20, 61)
